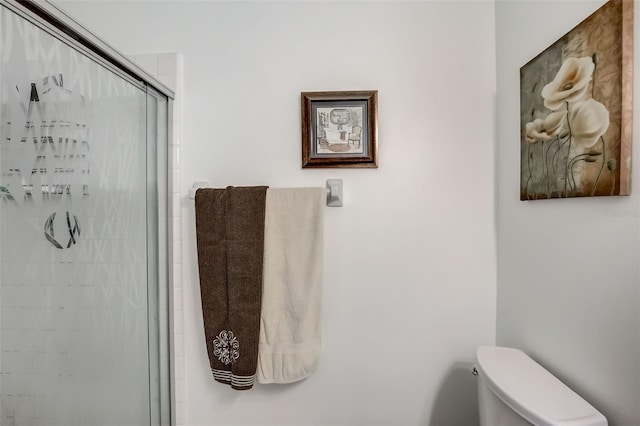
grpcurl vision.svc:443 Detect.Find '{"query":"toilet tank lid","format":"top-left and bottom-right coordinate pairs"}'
top-left (476, 346), bottom-right (607, 426)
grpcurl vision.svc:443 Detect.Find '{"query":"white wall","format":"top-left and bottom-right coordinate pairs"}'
top-left (495, 2), bottom-right (640, 425)
top-left (54, 2), bottom-right (497, 425)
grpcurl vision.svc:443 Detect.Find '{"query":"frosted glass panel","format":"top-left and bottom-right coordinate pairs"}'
top-left (0, 6), bottom-right (162, 426)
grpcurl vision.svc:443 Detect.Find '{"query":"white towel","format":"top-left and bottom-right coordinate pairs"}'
top-left (257, 187), bottom-right (325, 384)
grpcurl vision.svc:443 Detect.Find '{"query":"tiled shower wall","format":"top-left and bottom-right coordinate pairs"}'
top-left (128, 53), bottom-right (185, 426)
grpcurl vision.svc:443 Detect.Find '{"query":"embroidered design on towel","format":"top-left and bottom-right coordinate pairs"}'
top-left (213, 330), bottom-right (240, 365)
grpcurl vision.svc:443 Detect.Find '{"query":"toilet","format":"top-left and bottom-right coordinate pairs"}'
top-left (475, 346), bottom-right (607, 426)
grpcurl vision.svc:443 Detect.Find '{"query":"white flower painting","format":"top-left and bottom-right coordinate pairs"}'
top-left (540, 57), bottom-right (595, 110)
top-left (520, 0), bottom-right (633, 200)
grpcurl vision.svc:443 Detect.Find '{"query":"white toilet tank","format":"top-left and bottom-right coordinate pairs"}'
top-left (475, 346), bottom-right (607, 426)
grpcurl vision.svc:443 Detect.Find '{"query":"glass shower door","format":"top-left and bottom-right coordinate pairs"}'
top-left (0, 4), bottom-right (169, 425)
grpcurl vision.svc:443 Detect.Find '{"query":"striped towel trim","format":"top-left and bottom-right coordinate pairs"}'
top-left (232, 374), bottom-right (256, 387)
top-left (212, 369), bottom-right (256, 388)
top-left (212, 369), bottom-right (231, 383)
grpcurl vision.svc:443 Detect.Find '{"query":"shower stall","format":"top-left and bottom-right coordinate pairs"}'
top-left (0, 1), bottom-right (173, 425)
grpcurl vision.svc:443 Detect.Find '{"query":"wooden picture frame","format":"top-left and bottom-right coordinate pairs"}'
top-left (301, 90), bottom-right (378, 168)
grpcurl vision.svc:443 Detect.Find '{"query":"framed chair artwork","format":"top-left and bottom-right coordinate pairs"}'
top-left (301, 90), bottom-right (378, 169)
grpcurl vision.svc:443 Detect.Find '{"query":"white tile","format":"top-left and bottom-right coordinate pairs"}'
top-left (133, 54), bottom-right (157, 75)
top-left (175, 378), bottom-right (186, 402)
top-left (174, 356), bottom-right (185, 380)
top-left (172, 145), bottom-right (180, 169)
top-left (171, 125), bottom-right (182, 146)
top-left (175, 401), bottom-right (186, 425)
top-left (156, 73), bottom-right (176, 91)
top-left (173, 311), bottom-right (183, 334)
top-left (172, 262), bottom-right (182, 288)
top-left (173, 285), bottom-right (183, 311)
top-left (172, 241), bottom-right (182, 264)
top-left (172, 216), bottom-right (182, 242)
top-left (175, 54), bottom-right (183, 85)
top-left (172, 168), bottom-right (181, 189)
top-left (174, 333), bottom-right (184, 358)
top-left (157, 53), bottom-right (177, 75)
top-left (172, 193), bottom-right (181, 218)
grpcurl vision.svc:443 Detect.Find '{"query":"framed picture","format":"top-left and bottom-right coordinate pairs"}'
top-left (301, 90), bottom-right (378, 168)
top-left (520, 0), bottom-right (633, 200)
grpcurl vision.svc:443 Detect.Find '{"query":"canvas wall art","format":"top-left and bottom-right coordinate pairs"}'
top-left (520, 0), bottom-right (633, 200)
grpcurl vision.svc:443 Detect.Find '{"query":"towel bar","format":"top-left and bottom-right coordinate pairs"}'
top-left (188, 180), bottom-right (343, 207)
